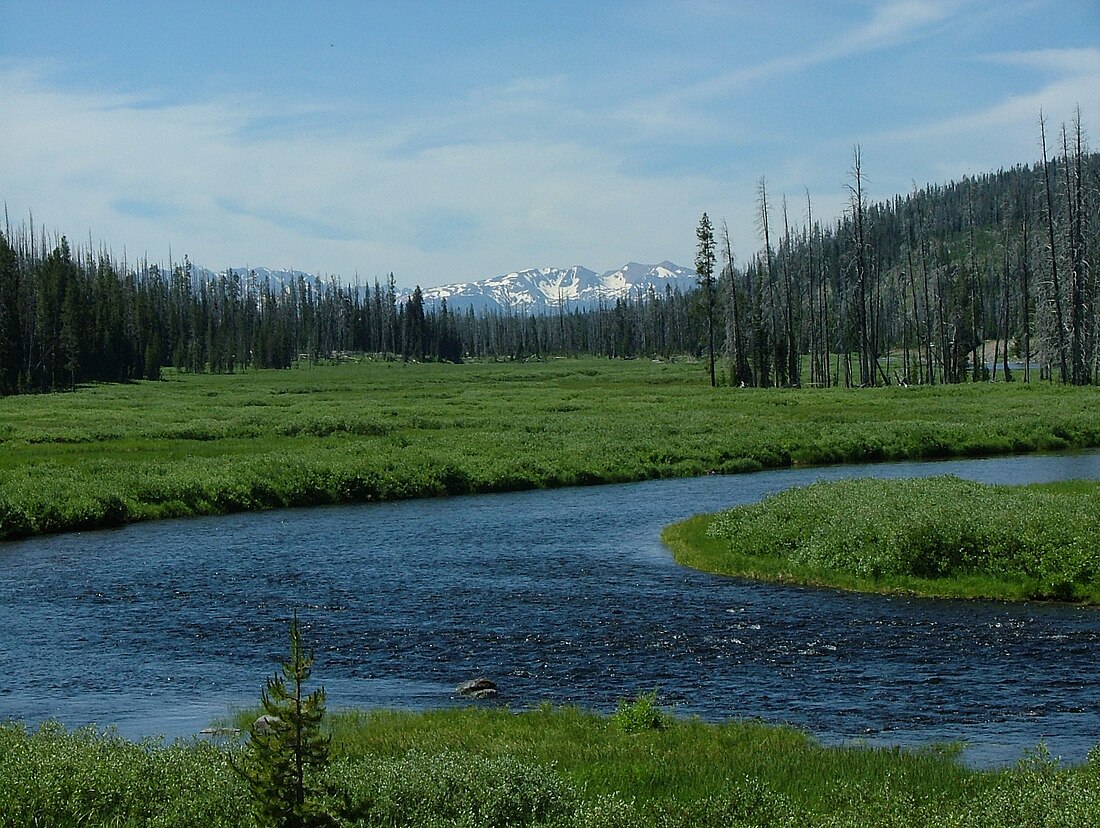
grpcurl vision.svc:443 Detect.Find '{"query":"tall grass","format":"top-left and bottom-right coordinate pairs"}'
top-left (5, 708), bottom-right (1100, 827)
top-left (669, 477), bottom-right (1100, 602)
top-left (3, 359), bottom-right (1100, 540)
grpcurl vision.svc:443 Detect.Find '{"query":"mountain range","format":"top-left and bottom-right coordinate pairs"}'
top-left (414, 261), bottom-right (698, 313)
top-left (194, 261), bottom-right (700, 314)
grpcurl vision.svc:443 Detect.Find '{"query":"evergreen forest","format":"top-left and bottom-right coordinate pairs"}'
top-left (1, 114), bottom-right (1095, 395)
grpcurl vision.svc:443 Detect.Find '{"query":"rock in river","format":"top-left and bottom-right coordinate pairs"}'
top-left (457, 677), bottom-right (498, 699)
top-left (252, 714), bottom-right (281, 734)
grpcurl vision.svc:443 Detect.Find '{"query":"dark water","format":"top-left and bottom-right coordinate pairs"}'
top-left (3, 452), bottom-right (1100, 766)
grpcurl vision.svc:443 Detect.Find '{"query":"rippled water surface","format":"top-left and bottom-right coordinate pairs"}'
top-left (3, 452), bottom-right (1100, 766)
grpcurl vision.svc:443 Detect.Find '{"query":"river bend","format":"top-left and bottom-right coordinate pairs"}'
top-left (3, 451), bottom-right (1100, 766)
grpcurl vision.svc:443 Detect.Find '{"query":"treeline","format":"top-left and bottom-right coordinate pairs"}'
top-left (703, 112), bottom-right (1098, 387)
top-left (458, 285), bottom-right (704, 361)
top-left (0, 231), bottom-right (478, 394)
top-left (1, 112), bottom-right (1095, 395)
top-left (0, 225), bottom-right (707, 395)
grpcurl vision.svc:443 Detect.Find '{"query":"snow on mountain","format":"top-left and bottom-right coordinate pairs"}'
top-left (417, 261), bottom-right (698, 313)
top-left (188, 261), bottom-right (699, 314)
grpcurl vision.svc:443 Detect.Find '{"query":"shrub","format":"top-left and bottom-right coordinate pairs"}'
top-left (613, 691), bottom-right (669, 734)
top-left (321, 751), bottom-right (578, 827)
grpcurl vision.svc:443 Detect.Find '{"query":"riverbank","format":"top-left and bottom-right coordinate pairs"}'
top-left (664, 478), bottom-right (1100, 604)
top-left (4, 704), bottom-right (1096, 827)
top-left (4, 359), bottom-right (1100, 541)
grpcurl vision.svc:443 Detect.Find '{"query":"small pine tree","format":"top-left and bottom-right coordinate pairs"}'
top-left (237, 611), bottom-right (330, 828)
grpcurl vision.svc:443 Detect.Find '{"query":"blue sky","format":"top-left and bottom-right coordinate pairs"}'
top-left (2, 1), bottom-right (1098, 288)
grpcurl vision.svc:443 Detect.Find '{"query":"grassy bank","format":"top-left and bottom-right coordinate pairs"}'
top-left (665, 477), bottom-right (1100, 603)
top-left (4, 359), bottom-right (1100, 540)
top-left (5, 705), bottom-right (1100, 827)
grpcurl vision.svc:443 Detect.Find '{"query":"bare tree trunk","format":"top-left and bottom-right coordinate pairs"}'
top-left (873, 251), bottom-right (890, 385)
top-left (906, 240), bottom-right (921, 383)
top-left (1067, 113), bottom-right (1089, 383)
top-left (1040, 112), bottom-right (1069, 383)
top-left (915, 211), bottom-right (936, 384)
top-left (721, 222), bottom-right (747, 385)
top-left (849, 147), bottom-right (873, 386)
top-left (804, 192), bottom-right (819, 385)
top-left (1019, 187), bottom-right (1033, 383)
top-left (758, 179), bottom-right (781, 386)
top-left (781, 198), bottom-right (800, 386)
top-left (823, 253), bottom-right (833, 387)
top-left (966, 182), bottom-right (984, 381)
top-left (1001, 217), bottom-right (1012, 380)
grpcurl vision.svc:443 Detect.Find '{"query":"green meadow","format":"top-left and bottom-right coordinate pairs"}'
top-left (3, 358), bottom-right (1100, 540)
top-left (5, 704), bottom-right (1100, 828)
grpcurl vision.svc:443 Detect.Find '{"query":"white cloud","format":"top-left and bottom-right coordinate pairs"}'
top-left (709, 1), bottom-right (953, 93)
top-left (981, 47), bottom-right (1100, 76)
top-left (848, 0), bottom-right (956, 48)
top-left (868, 48), bottom-right (1100, 146)
top-left (808, 44), bottom-right (1100, 205)
top-left (0, 64), bottom-right (723, 286)
top-left (610, 1), bottom-right (958, 143)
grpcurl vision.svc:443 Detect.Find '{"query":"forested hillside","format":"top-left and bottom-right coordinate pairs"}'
top-left (1, 115), bottom-right (1095, 395)
top-left (714, 115), bottom-right (1097, 388)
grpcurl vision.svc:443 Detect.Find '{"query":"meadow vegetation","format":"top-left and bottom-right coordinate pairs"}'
top-left (5, 704), bottom-right (1100, 827)
top-left (666, 477), bottom-right (1100, 603)
top-left (4, 358), bottom-right (1100, 540)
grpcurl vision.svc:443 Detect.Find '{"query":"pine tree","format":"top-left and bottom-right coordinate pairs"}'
top-left (696, 212), bottom-right (717, 386)
top-left (237, 611), bottom-right (330, 828)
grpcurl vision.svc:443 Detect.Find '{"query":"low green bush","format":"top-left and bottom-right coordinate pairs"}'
top-left (0, 721), bottom-right (250, 828)
top-left (612, 691), bottom-right (669, 734)
top-left (321, 751), bottom-right (578, 827)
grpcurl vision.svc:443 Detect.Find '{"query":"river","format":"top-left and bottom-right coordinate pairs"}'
top-left (2, 451), bottom-right (1099, 766)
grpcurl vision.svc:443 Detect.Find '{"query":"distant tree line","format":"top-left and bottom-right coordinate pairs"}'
top-left (1, 111), bottom-right (1095, 395)
top-left (0, 222), bottom-right (708, 395)
top-left (0, 233), bottom-right (466, 394)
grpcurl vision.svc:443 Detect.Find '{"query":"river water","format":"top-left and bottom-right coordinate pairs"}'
top-left (2, 451), bottom-right (1100, 766)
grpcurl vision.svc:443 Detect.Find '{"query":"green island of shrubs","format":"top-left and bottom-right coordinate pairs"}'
top-left (664, 476), bottom-right (1100, 603)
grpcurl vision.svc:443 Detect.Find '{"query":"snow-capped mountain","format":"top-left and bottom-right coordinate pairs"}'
top-left (188, 261), bottom-right (699, 314)
top-left (416, 261), bottom-right (698, 313)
